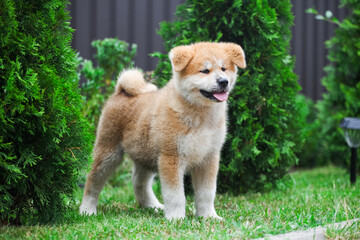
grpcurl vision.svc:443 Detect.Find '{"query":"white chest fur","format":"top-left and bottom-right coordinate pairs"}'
top-left (178, 127), bottom-right (225, 164)
top-left (176, 106), bottom-right (227, 168)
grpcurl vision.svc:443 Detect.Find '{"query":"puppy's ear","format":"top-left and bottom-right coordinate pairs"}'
top-left (169, 45), bottom-right (194, 72)
top-left (222, 43), bottom-right (246, 69)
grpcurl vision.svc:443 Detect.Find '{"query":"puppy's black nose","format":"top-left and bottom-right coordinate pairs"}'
top-left (217, 78), bottom-right (229, 88)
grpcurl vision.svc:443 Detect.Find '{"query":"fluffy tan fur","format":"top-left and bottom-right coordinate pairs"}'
top-left (115, 69), bottom-right (157, 96)
top-left (80, 42), bottom-right (246, 220)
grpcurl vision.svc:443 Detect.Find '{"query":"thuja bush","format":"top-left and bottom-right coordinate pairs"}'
top-left (80, 38), bottom-right (137, 127)
top-left (153, 0), bottom-right (304, 193)
top-left (0, 0), bottom-right (93, 224)
top-left (314, 0), bottom-right (360, 167)
top-left (295, 95), bottom-right (323, 167)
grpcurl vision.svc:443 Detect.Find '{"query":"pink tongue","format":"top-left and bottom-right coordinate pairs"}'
top-left (213, 92), bottom-right (229, 102)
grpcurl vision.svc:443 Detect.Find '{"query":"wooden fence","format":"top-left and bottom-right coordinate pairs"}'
top-left (291, 0), bottom-right (349, 100)
top-left (68, 0), bottom-right (350, 100)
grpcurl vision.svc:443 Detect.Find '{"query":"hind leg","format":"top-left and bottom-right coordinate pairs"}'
top-left (132, 163), bottom-right (164, 210)
top-left (80, 147), bottom-right (124, 215)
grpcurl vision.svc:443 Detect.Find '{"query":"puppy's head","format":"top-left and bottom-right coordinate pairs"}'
top-left (169, 42), bottom-right (246, 106)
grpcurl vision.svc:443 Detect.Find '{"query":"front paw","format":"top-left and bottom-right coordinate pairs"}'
top-left (211, 214), bottom-right (223, 221)
top-left (164, 208), bottom-right (186, 220)
top-left (197, 212), bottom-right (223, 220)
top-left (152, 203), bottom-right (164, 212)
top-left (166, 215), bottom-right (185, 220)
top-left (79, 204), bottom-right (97, 216)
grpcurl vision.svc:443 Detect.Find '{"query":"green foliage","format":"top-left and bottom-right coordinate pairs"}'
top-left (294, 95), bottom-right (324, 167)
top-left (80, 38), bottom-right (137, 127)
top-left (312, 0), bottom-right (360, 167)
top-left (306, 7), bottom-right (341, 25)
top-left (153, 0), bottom-right (303, 194)
top-left (0, 0), bottom-right (93, 224)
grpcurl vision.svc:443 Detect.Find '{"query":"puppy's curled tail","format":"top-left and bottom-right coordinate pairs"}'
top-left (115, 69), bottom-right (157, 96)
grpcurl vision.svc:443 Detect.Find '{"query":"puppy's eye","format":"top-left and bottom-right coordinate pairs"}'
top-left (221, 67), bottom-right (226, 72)
top-left (200, 69), bottom-right (210, 74)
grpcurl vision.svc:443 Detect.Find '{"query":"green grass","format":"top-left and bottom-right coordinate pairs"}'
top-left (1, 165), bottom-right (360, 239)
top-left (325, 219), bottom-right (360, 240)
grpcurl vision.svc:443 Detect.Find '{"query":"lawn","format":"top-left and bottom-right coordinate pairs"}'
top-left (1, 165), bottom-right (359, 239)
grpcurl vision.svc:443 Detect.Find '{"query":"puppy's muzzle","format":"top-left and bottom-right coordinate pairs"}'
top-left (217, 78), bottom-right (229, 89)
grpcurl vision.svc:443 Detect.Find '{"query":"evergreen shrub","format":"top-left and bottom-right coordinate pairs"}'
top-left (0, 0), bottom-right (93, 224)
top-left (80, 38), bottom-right (137, 127)
top-left (294, 95), bottom-right (323, 167)
top-left (314, 0), bottom-right (360, 167)
top-left (153, 0), bottom-right (303, 193)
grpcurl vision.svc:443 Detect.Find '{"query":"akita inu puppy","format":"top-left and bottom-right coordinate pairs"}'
top-left (80, 42), bottom-right (246, 219)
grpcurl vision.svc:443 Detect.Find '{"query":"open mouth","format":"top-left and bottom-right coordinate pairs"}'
top-left (199, 90), bottom-right (229, 102)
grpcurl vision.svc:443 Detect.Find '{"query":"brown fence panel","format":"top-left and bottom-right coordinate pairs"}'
top-left (68, 0), bottom-right (184, 72)
top-left (290, 0), bottom-right (349, 100)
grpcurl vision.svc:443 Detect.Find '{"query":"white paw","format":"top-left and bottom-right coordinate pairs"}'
top-left (165, 209), bottom-right (186, 220)
top-left (211, 214), bottom-right (223, 221)
top-left (166, 215), bottom-right (185, 220)
top-left (80, 208), bottom-right (97, 216)
top-left (198, 213), bottom-right (223, 220)
top-left (152, 203), bottom-right (164, 212)
top-left (80, 195), bottom-right (98, 216)
top-left (155, 203), bottom-right (164, 210)
top-left (79, 203), bottom-right (97, 216)
top-left (141, 201), bottom-right (164, 211)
